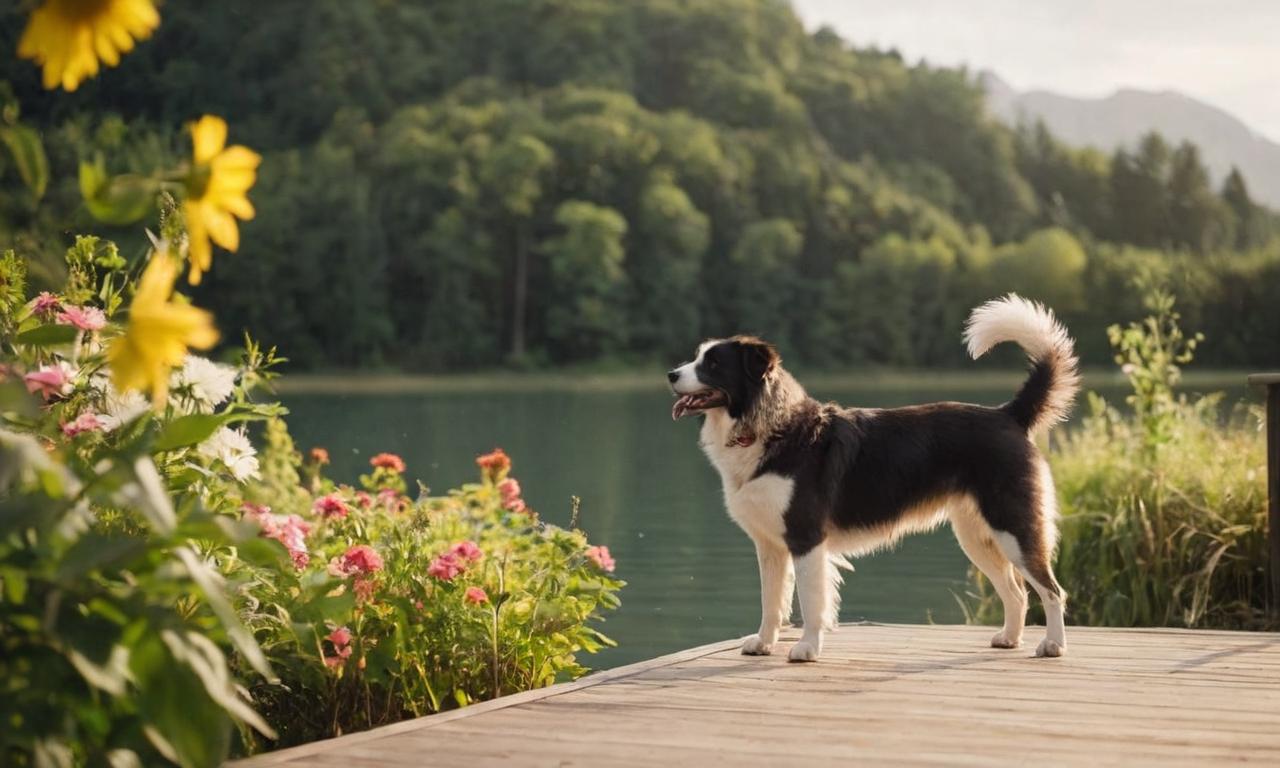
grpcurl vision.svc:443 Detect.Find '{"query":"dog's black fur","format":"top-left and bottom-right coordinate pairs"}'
top-left (689, 335), bottom-right (1063, 598)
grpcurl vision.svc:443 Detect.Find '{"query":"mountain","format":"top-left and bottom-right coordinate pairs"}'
top-left (981, 72), bottom-right (1280, 209)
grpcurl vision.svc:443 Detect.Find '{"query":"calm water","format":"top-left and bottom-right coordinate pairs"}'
top-left (282, 377), bottom-right (1251, 670)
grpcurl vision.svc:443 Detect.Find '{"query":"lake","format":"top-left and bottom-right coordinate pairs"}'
top-left (281, 372), bottom-right (1252, 670)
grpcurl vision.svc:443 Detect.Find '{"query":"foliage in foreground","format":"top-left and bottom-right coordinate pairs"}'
top-left (0, 226), bottom-right (621, 767)
top-left (964, 291), bottom-right (1272, 631)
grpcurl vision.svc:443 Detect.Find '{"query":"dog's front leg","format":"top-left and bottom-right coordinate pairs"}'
top-left (788, 543), bottom-right (830, 662)
top-left (741, 540), bottom-right (791, 655)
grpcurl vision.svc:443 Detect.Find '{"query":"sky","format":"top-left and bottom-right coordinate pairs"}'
top-left (791, 0), bottom-right (1280, 142)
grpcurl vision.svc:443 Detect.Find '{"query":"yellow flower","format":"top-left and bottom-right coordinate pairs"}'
top-left (18, 0), bottom-right (160, 92)
top-left (108, 251), bottom-right (219, 408)
top-left (183, 116), bottom-right (261, 285)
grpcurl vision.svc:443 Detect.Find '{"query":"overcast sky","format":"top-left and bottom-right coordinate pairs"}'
top-left (791, 0), bottom-right (1280, 142)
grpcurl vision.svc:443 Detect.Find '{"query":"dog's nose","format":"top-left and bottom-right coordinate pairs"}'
top-left (667, 370), bottom-right (680, 384)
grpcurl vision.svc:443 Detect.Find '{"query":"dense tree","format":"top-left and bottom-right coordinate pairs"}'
top-left (2, 0), bottom-right (1277, 370)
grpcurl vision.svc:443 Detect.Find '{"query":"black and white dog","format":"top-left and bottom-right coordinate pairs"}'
top-left (668, 295), bottom-right (1078, 662)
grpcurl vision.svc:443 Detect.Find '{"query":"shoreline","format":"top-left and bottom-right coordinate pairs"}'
top-left (271, 368), bottom-right (1261, 395)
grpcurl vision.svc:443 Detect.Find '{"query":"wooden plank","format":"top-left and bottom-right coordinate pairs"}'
top-left (232, 623), bottom-right (1280, 767)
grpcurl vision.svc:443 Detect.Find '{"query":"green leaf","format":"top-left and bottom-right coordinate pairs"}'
top-left (131, 632), bottom-right (234, 768)
top-left (79, 158), bottom-right (157, 225)
top-left (153, 412), bottom-right (266, 452)
top-left (55, 534), bottom-right (147, 580)
top-left (16, 324), bottom-right (79, 346)
top-left (174, 547), bottom-right (272, 679)
top-left (152, 414), bottom-right (225, 452)
top-left (0, 123), bottom-right (49, 199)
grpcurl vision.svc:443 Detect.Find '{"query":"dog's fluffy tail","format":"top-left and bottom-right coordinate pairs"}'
top-left (964, 294), bottom-right (1080, 435)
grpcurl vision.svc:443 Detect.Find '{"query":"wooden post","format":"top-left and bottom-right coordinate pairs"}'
top-left (1248, 374), bottom-right (1280, 616)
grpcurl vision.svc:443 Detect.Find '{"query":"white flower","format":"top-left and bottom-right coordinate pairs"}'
top-left (98, 381), bottom-right (150, 431)
top-left (172, 355), bottom-right (238, 412)
top-left (198, 427), bottom-right (260, 482)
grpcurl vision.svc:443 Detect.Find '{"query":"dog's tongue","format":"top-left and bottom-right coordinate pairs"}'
top-left (671, 395), bottom-right (694, 421)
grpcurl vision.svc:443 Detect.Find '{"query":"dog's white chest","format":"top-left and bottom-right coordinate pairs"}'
top-left (700, 413), bottom-right (792, 544)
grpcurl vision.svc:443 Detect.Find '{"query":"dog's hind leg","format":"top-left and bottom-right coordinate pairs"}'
top-left (742, 540), bottom-right (793, 655)
top-left (951, 500), bottom-right (1027, 649)
top-left (788, 541), bottom-right (831, 662)
top-left (1013, 546), bottom-right (1068, 658)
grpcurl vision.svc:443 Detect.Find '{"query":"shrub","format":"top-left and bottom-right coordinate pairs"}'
top-left (230, 444), bottom-right (624, 750)
top-left (963, 291), bottom-right (1272, 630)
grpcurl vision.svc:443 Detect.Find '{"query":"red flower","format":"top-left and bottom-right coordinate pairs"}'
top-left (330, 544), bottom-right (384, 576)
top-left (370, 452), bottom-right (406, 473)
top-left (354, 490), bottom-right (373, 509)
top-left (498, 477), bottom-right (525, 513)
top-left (327, 626), bottom-right (352, 647)
top-left (310, 447), bottom-right (330, 465)
top-left (449, 540), bottom-right (484, 562)
top-left (313, 493), bottom-right (348, 519)
top-left (464, 586), bottom-right (489, 605)
top-left (427, 553), bottom-right (463, 581)
top-left (585, 545), bottom-right (616, 573)
top-left (475, 447), bottom-right (511, 482)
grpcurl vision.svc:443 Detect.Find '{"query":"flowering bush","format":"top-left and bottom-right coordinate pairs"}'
top-left (231, 447), bottom-right (624, 750)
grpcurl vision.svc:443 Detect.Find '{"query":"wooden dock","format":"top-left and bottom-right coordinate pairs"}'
top-left (236, 623), bottom-right (1280, 766)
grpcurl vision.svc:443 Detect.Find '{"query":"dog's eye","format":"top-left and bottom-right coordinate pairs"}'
top-left (706, 359), bottom-right (718, 370)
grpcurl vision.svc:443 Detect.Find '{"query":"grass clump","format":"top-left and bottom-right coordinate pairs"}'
top-left (965, 290), bottom-right (1272, 630)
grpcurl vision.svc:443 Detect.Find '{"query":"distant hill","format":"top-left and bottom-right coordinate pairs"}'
top-left (981, 72), bottom-right (1280, 209)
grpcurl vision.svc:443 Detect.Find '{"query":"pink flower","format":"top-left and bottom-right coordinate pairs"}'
top-left (310, 446), bottom-right (330, 465)
top-left (475, 447), bottom-right (511, 482)
top-left (449, 540), bottom-right (484, 562)
top-left (244, 504), bottom-right (312, 570)
top-left (370, 452), bottom-right (405, 473)
top-left (427, 553), bottom-right (463, 581)
top-left (61, 411), bottom-right (103, 437)
top-left (498, 477), bottom-right (525, 513)
top-left (354, 490), bottom-right (373, 508)
top-left (55, 305), bottom-right (106, 331)
top-left (329, 544), bottom-right (384, 577)
top-left (24, 363), bottom-right (73, 400)
top-left (327, 626), bottom-right (352, 647)
top-left (313, 493), bottom-right (349, 519)
top-left (585, 545), bottom-right (616, 573)
top-left (464, 586), bottom-right (489, 605)
top-left (377, 488), bottom-right (403, 510)
top-left (30, 292), bottom-right (61, 317)
top-left (324, 626), bottom-right (353, 668)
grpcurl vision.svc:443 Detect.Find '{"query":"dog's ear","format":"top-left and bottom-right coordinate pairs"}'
top-left (739, 337), bottom-right (779, 381)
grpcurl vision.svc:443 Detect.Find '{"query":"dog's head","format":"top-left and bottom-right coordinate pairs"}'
top-left (667, 336), bottom-right (780, 421)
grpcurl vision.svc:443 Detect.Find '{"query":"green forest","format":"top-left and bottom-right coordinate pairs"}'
top-left (2, 0), bottom-right (1278, 370)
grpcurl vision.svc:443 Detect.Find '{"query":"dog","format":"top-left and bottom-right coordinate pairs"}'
top-left (667, 295), bottom-right (1078, 662)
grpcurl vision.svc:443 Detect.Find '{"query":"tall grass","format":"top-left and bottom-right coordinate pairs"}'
top-left (965, 291), bottom-right (1274, 631)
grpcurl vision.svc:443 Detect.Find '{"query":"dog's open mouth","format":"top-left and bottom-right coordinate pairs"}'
top-left (671, 389), bottom-right (727, 420)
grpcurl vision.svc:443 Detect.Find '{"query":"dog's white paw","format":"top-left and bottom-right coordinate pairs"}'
top-left (787, 640), bottom-right (820, 663)
top-left (1036, 638), bottom-right (1066, 658)
top-left (740, 634), bottom-right (774, 656)
top-left (990, 629), bottom-right (1022, 649)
